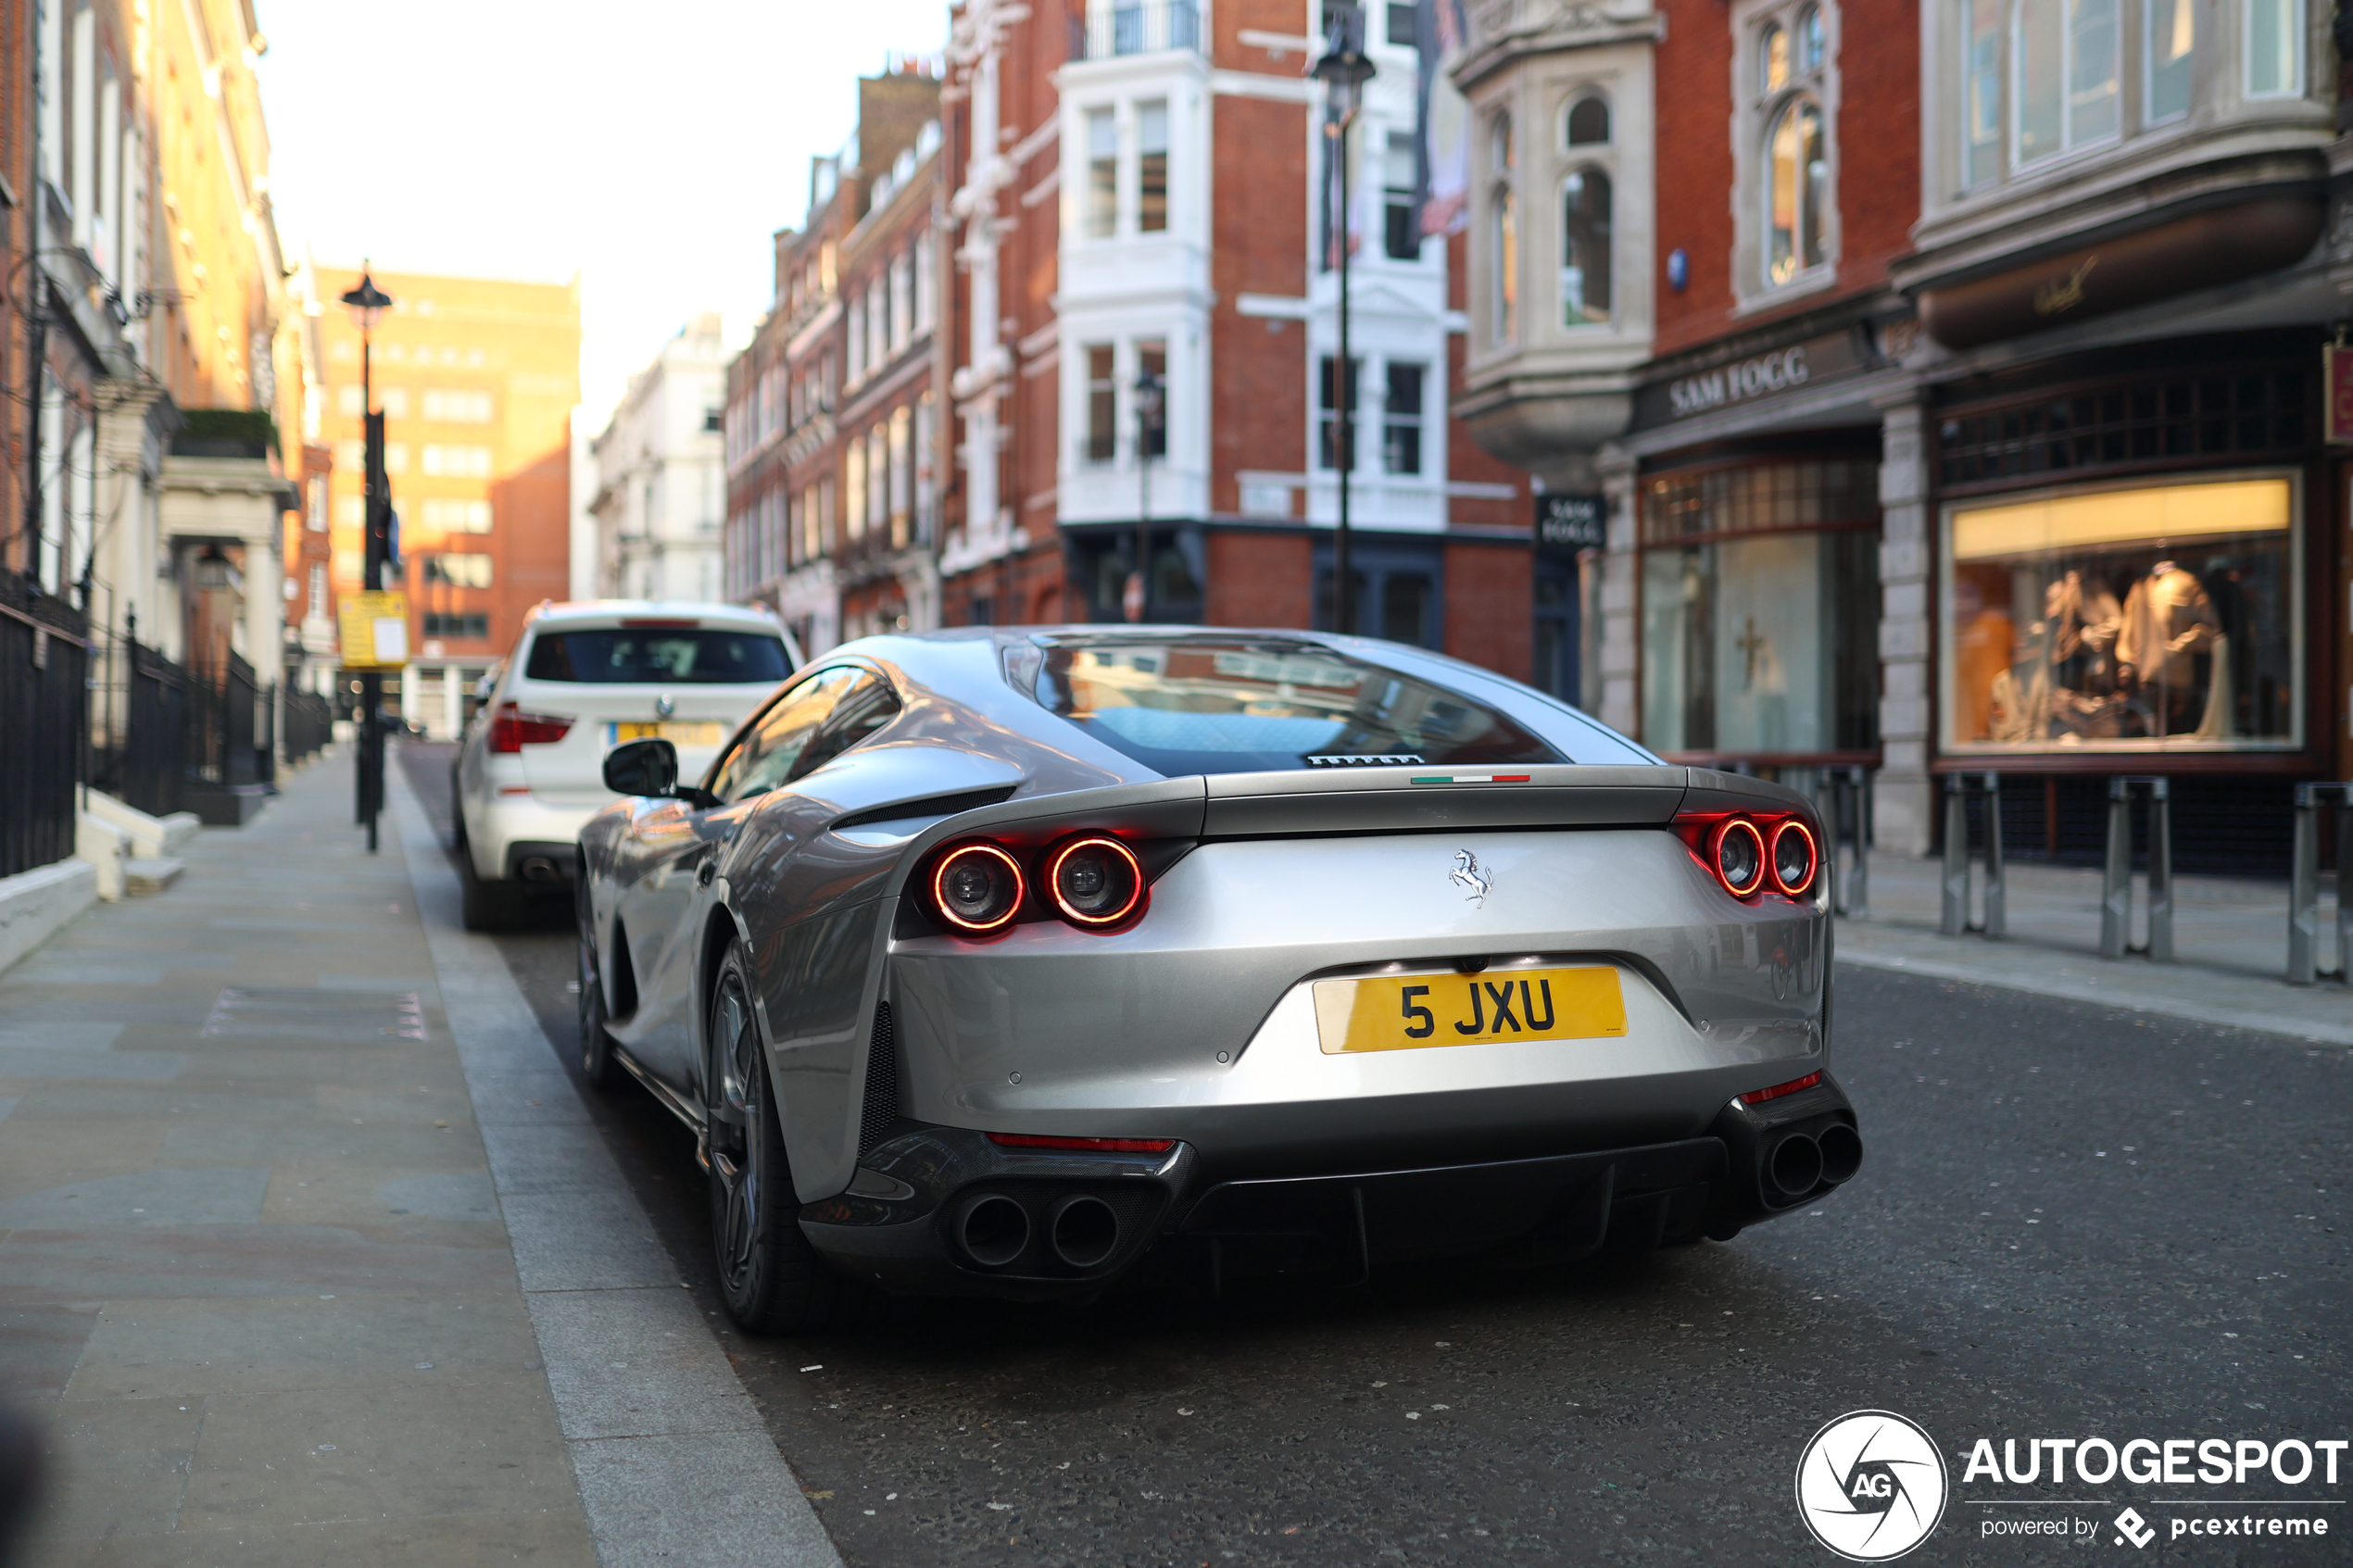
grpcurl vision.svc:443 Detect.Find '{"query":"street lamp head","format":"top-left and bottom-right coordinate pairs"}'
top-left (1132, 365), bottom-right (1164, 422)
top-left (338, 269), bottom-right (393, 333)
top-left (1312, 5), bottom-right (1376, 117)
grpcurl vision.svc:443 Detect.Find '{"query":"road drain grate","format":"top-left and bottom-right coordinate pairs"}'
top-left (201, 986), bottom-right (427, 1041)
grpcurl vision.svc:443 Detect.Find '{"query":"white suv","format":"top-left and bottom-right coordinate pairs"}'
top-left (451, 601), bottom-right (801, 929)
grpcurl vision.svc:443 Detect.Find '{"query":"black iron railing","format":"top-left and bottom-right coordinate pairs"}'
top-left (284, 689), bottom-right (333, 764)
top-left (92, 639), bottom-right (193, 821)
top-left (0, 576), bottom-right (90, 879)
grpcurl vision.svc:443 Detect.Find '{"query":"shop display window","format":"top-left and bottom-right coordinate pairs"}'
top-left (1638, 458), bottom-right (1881, 758)
top-left (1942, 476), bottom-right (2298, 752)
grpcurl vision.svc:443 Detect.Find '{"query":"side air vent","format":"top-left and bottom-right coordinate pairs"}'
top-left (858, 1002), bottom-right (901, 1158)
top-left (1305, 753), bottom-right (1425, 768)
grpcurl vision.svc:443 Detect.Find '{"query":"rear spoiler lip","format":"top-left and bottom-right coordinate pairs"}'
top-left (881, 764), bottom-right (1827, 898)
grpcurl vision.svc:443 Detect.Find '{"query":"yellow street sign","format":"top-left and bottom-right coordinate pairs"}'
top-left (338, 591), bottom-right (411, 671)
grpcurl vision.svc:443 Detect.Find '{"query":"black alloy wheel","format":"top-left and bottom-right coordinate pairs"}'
top-left (705, 946), bottom-right (868, 1335)
top-left (576, 897), bottom-right (617, 1088)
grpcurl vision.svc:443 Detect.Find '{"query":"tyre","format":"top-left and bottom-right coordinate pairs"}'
top-left (576, 899), bottom-right (618, 1088)
top-left (706, 946), bottom-right (866, 1335)
top-left (455, 816), bottom-right (522, 932)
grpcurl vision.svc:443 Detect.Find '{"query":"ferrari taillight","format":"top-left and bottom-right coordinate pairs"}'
top-left (486, 702), bottom-right (573, 752)
top-left (1713, 818), bottom-right (1767, 897)
top-left (1673, 809), bottom-right (1821, 900)
top-left (921, 832), bottom-right (1154, 936)
top-left (1769, 819), bottom-right (1818, 896)
top-left (929, 842), bottom-right (1026, 935)
top-left (1044, 834), bottom-right (1144, 927)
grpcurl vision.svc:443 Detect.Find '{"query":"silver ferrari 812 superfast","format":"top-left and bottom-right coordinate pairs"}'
top-left (574, 627), bottom-right (1861, 1333)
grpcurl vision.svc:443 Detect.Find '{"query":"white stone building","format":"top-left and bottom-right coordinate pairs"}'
top-left (588, 315), bottom-right (732, 603)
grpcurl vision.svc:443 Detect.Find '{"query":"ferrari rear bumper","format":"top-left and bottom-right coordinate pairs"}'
top-left (798, 1075), bottom-right (1860, 1301)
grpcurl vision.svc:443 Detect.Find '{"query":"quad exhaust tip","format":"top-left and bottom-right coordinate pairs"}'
top-left (955, 1194), bottom-right (1030, 1268)
top-left (1768, 1132), bottom-right (1824, 1200)
top-left (520, 857), bottom-right (565, 883)
top-left (1817, 1123), bottom-right (1863, 1185)
top-left (1048, 1195), bottom-right (1120, 1269)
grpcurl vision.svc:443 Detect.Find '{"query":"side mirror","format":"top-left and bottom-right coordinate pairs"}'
top-left (603, 737), bottom-right (679, 797)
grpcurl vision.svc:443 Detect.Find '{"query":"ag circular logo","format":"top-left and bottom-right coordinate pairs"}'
top-left (1795, 1410), bottom-right (1949, 1561)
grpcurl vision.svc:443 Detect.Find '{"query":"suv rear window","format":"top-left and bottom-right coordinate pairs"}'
top-left (1029, 638), bottom-right (1563, 776)
top-left (523, 629), bottom-right (789, 684)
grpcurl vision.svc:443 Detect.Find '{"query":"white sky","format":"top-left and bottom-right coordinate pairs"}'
top-left (255, 1), bottom-right (950, 429)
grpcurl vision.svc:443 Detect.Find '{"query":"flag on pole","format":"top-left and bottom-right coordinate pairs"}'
top-left (1416, 0), bottom-right (1471, 238)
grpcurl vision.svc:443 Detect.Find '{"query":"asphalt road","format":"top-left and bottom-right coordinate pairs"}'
top-left (404, 743), bottom-right (2350, 1567)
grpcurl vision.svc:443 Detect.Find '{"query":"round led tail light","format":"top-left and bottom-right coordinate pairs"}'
top-left (1771, 819), bottom-right (1818, 896)
top-left (930, 842), bottom-right (1026, 934)
top-left (1044, 834), bottom-right (1144, 928)
top-left (1712, 818), bottom-right (1766, 897)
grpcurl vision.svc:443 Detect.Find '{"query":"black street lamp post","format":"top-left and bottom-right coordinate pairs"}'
top-left (1128, 365), bottom-right (1164, 622)
top-left (1315, 6), bottom-right (1375, 636)
top-left (339, 267), bottom-right (393, 851)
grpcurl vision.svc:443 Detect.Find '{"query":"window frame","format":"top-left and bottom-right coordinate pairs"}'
top-left (1743, 0), bottom-right (1836, 298)
top-left (2242, 0), bottom-right (2303, 99)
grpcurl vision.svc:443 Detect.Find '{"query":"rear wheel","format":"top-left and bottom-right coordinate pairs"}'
top-left (576, 902), bottom-right (617, 1088)
top-left (706, 947), bottom-right (866, 1335)
top-left (455, 815), bottom-right (522, 932)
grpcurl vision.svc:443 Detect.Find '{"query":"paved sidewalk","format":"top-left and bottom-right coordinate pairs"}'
top-left (1834, 851), bottom-right (2352, 1047)
top-left (0, 748), bottom-right (837, 1565)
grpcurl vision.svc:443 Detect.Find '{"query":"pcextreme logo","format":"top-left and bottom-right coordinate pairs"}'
top-left (1797, 1410), bottom-right (1952, 1562)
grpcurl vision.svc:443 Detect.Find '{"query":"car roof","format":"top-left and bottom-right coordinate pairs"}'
top-left (519, 600), bottom-right (786, 634)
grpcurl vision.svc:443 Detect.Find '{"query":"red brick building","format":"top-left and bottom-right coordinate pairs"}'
top-left (1453, 0), bottom-right (1921, 772)
top-left (727, 69), bottom-right (943, 655)
top-left (931, 0), bottom-right (1545, 684)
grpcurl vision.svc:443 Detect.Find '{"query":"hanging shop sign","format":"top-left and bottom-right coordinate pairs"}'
top-left (1534, 494), bottom-right (1607, 555)
top-left (2325, 344), bottom-right (2353, 446)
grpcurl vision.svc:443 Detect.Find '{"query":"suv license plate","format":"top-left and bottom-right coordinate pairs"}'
top-left (610, 721), bottom-right (724, 746)
top-left (1311, 966), bottom-right (1627, 1055)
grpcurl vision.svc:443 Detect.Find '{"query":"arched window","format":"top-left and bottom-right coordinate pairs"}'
top-left (1796, 5), bottom-right (1824, 72)
top-left (1490, 116), bottom-right (1517, 343)
top-left (1761, 21), bottom-right (1789, 91)
top-left (1566, 94), bottom-right (1610, 148)
top-left (1561, 168), bottom-right (1613, 325)
top-left (1766, 97), bottom-right (1827, 283)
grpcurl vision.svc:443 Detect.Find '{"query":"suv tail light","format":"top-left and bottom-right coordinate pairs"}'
top-left (1673, 809), bottom-right (1820, 899)
top-left (486, 702), bottom-right (573, 752)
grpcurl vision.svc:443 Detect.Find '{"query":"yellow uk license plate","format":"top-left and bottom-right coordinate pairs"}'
top-left (1312, 966), bottom-right (1628, 1055)
top-left (610, 721), bottom-right (725, 746)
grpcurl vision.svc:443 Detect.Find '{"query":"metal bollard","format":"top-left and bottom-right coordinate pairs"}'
top-left (1818, 765), bottom-right (1873, 919)
top-left (2287, 782), bottom-right (2353, 985)
top-left (2100, 777), bottom-right (2173, 962)
top-left (1939, 773), bottom-right (2005, 938)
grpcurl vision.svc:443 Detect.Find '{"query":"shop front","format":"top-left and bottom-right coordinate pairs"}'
top-left (1636, 447), bottom-right (1883, 772)
top-left (1924, 336), bottom-right (2337, 870)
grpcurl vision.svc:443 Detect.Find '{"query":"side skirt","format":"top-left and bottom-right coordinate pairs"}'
top-left (610, 1041), bottom-right (707, 1141)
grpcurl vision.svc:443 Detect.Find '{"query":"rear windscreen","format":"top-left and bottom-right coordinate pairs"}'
top-left (523, 629), bottom-right (790, 684)
top-left (1030, 639), bottom-right (1564, 776)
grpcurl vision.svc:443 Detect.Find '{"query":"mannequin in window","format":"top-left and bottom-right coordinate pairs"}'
top-left (2117, 558), bottom-right (2221, 738)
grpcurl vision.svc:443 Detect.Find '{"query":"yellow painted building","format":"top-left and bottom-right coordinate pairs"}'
top-left (310, 267), bottom-right (581, 735)
top-left (145, 0), bottom-right (302, 445)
